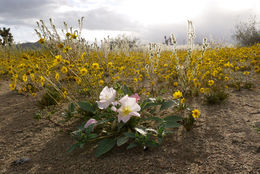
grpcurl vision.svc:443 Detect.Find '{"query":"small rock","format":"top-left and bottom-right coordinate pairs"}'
top-left (257, 146), bottom-right (260, 153)
top-left (11, 158), bottom-right (31, 166)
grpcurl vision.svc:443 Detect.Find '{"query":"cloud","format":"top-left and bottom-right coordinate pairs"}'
top-left (0, 0), bottom-right (259, 43)
top-left (54, 7), bottom-right (142, 31)
top-left (138, 6), bottom-right (259, 44)
top-left (0, 0), bottom-right (67, 26)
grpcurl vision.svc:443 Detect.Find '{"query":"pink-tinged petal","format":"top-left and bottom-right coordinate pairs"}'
top-left (130, 93), bottom-right (140, 102)
top-left (111, 106), bottom-right (117, 112)
top-left (130, 112), bottom-right (140, 117)
top-left (84, 118), bottom-right (97, 128)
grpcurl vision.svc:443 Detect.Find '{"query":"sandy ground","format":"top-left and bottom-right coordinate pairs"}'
top-left (0, 80), bottom-right (259, 174)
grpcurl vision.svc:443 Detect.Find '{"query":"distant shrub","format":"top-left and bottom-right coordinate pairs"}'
top-left (40, 87), bottom-right (61, 106)
top-left (205, 90), bottom-right (228, 105)
top-left (0, 27), bottom-right (14, 46)
top-left (233, 17), bottom-right (260, 46)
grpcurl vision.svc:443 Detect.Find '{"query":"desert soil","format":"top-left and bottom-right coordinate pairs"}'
top-left (0, 80), bottom-right (260, 174)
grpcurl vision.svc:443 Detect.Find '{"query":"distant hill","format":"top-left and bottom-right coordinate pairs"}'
top-left (16, 42), bottom-right (42, 49)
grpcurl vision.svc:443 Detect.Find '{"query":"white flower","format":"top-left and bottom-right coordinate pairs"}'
top-left (134, 128), bottom-right (158, 136)
top-left (96, 86), bottom-right (116, 109)
top-left (149, 98), bottom-right (156, 103)
top-left (135, 127), bottom-right (147, 135)
top-left (117, 95), bottom-right (141, 123)
top-left (111, 106), bottom-right (117, 112)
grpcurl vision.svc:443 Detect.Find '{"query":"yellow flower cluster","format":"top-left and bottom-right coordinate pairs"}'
top-left (0, 41), bottom-right (259, 101)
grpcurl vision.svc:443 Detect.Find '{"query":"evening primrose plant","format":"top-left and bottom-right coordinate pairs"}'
top-left (67, 85), bottom-right (200, 157)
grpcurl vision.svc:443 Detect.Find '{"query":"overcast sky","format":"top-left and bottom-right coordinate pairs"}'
top-left (0, 0), bottom-right (259, 44)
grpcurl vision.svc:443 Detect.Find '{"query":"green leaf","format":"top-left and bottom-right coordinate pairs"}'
top-left (127, 142), bottom-right (138, 150)
top-left (164, 115), bottom-right (182, 122)
top-left (117, 122), bottom-right (125, 132)
top-left (160, 88), bottom-right (167, 94)
top-left (164, 122), bottom-right (181, 128)
top-left (146, 141), bottom-right (159, 148)
top-left (80, 143), bottom-right (84, 148)
top-left (117, 136), bottom-right (129, 146)
top-left (160, 100), bottom-right (175, 111)
top-left (68, 103), bottom-right (75, 112)
top-left (158, 137), bottom-right (163, 144)
top-left (143, 117), bottom-right (163, 123)
top-left (96, 138), bottom-right (116, 157)
top-left (88, 133), bottom-right (98, 139)
top-left (142, 102), bottom-right (161, 110)
top-left (123, 132), bottom-right (136, 138)
top-left (67, 144), bottom-right (79, 154)
top-left (122, 85), bottom-right (132, 95)
top-left (85, 124), bottom-right (95, 133)
top-left (78, 101), bottom-right (95, 113)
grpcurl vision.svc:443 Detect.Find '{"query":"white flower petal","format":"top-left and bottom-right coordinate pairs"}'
top-left (96, 86), bottom-right (116, 109)
top-left (111, 106), bottom-right (117, 112)
top-left (112, 101), bottom-right (119, 106)
top-left (130, 112), bottom-right (140, 117)
top-left (135, 127), bottom-right (147, 135)
top-left (119, 95), bottom-right (129, 104)
top-left (118, 115), bottom-right (131, 123)
top-left (117, 95), bottom-right (141, 123)
top-left (146, 128), bottom-right (158, 134)
top-left (131, 104), bottom-right (141, 112)
top-left (97, 101), bottom-right (109, 109)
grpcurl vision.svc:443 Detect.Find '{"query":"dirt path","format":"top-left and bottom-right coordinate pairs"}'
top-left (0, 80), bottom-right (259, 174)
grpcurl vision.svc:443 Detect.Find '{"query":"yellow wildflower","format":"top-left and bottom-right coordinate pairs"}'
top-left (63, 90), bottom-right (68, 98)
top-left (107, 62), bottom-right (113, 68)
top-left (27, 85), bottom-right (32, 90)
top-left (9, 83), bottom-right (16, 91)
top-left (80, 68), bottom-right (88, 76)
top-left (192, 109), bottom-right (200, 118)
top-left (70, 33), bottom-right (77, 39)
top-left (22, 74), bottom-right (27, 82)
top-left (243, 71), bottom-right (250, 75)
top-left (208, 80), bottom-right (214, 86)
top-left (92, 63), bottom-right (99, 69)
top-left (38, 38), bottom-right (45, 44)
top-left (99, 80), bottom-right (104, 86)
top-left (173, 90), bottom-right (182, 99)
top-left (39, 76), bottom-right (45, 86)
top-left (75, 77), bottom-right (81, 84)
top-left (30, 73), bottom-right (35, 81)
top-left (66, 32), bottom-right (71, 37)
top-left (55, 72), bottom-right (60, 81)
top-left (180, 98), bottom-right (185, 104)
top-left (61, 66), bottom-right (68, 74)
top-left (57, 43), bottom-right (64, 48)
